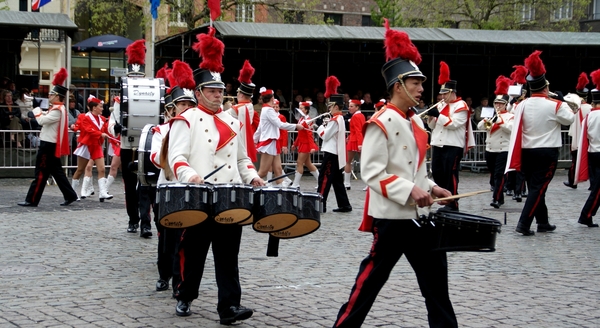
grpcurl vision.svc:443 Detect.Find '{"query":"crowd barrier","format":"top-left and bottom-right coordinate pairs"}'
top-left (0, 129), bottom-right (574, 173)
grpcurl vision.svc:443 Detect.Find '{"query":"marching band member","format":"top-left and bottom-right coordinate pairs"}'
top-left (427, 61), bottom-right (475, 211)
top-left (574, 69), bottom-right (600, 228)
top-left (254, 87), bottom-right (304, 183)
top-left (226, 60), bottom-right (259, 162)
top-left (333, 20), bottom-right (456, 327)
top-left (18, 68), bottom-right (78, 207)
top-left (290, 101), bottom-right (319, 188)
top-left (166, 28), bottom-right (263, 324)
top-left (71, 95), bottom-right (112, 202)
top-left (343, 99), bottom-right (366, 190)
top-left (506, 51), bottom-right (574, 236)
top-left (564, 72), bottom-right (592, 189)
top-left (505, 65), bottom-right (529, 200)
top-left (317, 76), bottom-right (352, 213)
top-left (101, 95), bottom-right (123, 199)
top-left (477, 76), bottom-right (514, 208)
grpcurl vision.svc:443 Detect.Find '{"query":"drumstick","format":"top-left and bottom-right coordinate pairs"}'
top-left (267, 171), bottom-right (296, 183)
top-left (203, 163), bottom-right (227, 180)
top-left (409, 190), bottom-right (491, 206)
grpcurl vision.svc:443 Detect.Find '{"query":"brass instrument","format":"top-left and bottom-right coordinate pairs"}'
top-left (484, 107), bottom-right (500, 130)
top-left (418, 99), bottom-right (446, 118)
top-left (304, 111), bottom-right (331, 124)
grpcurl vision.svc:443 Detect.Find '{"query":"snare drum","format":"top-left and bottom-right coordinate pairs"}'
top-left (211, 184), bottom-right (255, 224)
top-left (138, 124), bottom-right (160, 186)
top-left (120, 77), bottom-right (165, 149)
top-left (158, 183), bottom-right (212, 228)
top-left (253, 188), bottom-right (299, 233)
top-left (270, 192), bottom-right (322, 239)
top-left (429, 210), bottom-right (502, 252)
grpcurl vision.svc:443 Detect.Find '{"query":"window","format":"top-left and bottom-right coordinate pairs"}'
top-left (236, 1), bottom-right (255, 22)
top-left (552, 1), bottom-right (573, 21)
top-left (521, 4), bottom-right (535, 22)
top-left (593, 0), bottom-right (600, 19)
top-left (19, 0), bottom-right (27, 11)
top-left (324, 13), bottom-right (342, 25)
top-left (361, 15), bottom-right (374, 26)
top-left (21, 70), bottom-right (51, 81)
top-left (284, 11), bottom-right (304, 24)
top-left (169, 0), bottom-right (186, 27)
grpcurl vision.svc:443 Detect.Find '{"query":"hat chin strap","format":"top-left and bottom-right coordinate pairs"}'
top-left (199, 89), bottom-right (222, 110)
top-left (399, 78), bottom-right (419, 106)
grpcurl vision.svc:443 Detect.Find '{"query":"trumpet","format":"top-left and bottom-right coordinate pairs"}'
top-left (304, 111), bottom-right (331, 124)
top-left (418, 99), bottom-right (446, 118)
top-left (484, 109), bottom-right (500, 130)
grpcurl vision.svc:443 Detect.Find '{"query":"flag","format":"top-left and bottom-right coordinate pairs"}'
top-left (32, 0), bottom-right (52, 10)
top-left (150, 0), bottom-right (160, 19)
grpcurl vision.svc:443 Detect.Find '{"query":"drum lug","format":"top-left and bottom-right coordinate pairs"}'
top-left (231, 189), bottom-right (236, 202)
top-left (185, 189), bottom-right (190, 202)
top-left (249, 191), bottom-right (254, 205)
top-left (293, 194), bottom-right (298, 207)
top-left (277, 193), bottom-right (282, 206)
top-left (165, 189), bottom-right (170, 202)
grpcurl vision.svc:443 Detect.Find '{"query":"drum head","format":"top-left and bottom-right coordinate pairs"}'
top-left (237, 215), bottom-right (254, 226)
top-left (270, 218), bottom-right (320, 239)
top-left (215, 209), bottom-right (252, 224)
top-left (159, 210), bottom-right (208, 228)
top-left (253, 213), bottom-right (298, 233)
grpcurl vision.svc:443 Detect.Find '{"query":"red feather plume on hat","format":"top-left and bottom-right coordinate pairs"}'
top-left (126, 40), bottom-right (146, 65)
top-left (166, 69), bottom-right (176, 93)
top-left (590, 69), bottom-right (600, 90)
top-left (238, 60), bottom-right (255, 84)
top-left (172, 60), bottom-right (196, 90)
top-left (577, 72), bottom-right (589, 90)
top-left (383, 18), bottom-right (421, 65)
top-left (510, 65), bottom-right (527, 85)
top-left (155, 63), bottom-right (169, 79)
top-left (192, 27), bottom-right (224, 73)
top-left (438, 61), bottom-right (450, 86)
top-left (324, 76), bottom-right (341, 99)
top-left (494, 75), bottom-right (511, 96)
top-left (52, 68), bottom-right (68, 86)
top-left (524, 50), bottom-right (545, 77)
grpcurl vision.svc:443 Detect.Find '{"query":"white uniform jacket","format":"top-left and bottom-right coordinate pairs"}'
top-left (583, 109), bottom-right (600, 153)
top-left (428, 98), bottom-right (475, 149)
top-left (33, 106), bottom-right (62, 143)
top-left (108, 97), bottom-right (121, 137)
top-left (316, 113), bottom-right (346, 169)
top-left (361, 105), bottom-right (436, 220)
top-left (150, 123), bottom-right (169, 185)
top-left (168, 106), bottom-right (260, 184)
top-left (513, 94), bottom-right (574, 149)
top-left (476, 111), bottom-right (514, 153)
top-left (568, 103), bottom-right (591, 151)
top-left (227, 102), bottom-right (258, 154)
top-left (253, 105), bottom-right (296, 143)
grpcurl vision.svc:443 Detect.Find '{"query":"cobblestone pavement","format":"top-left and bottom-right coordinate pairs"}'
top-left (1, 170), bottom-right (599, 328)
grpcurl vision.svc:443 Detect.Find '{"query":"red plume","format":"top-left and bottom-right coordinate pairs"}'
top-left (494, 75), bottom-right (511, 96)
top-left (155, 63), bottom-right (169, 79)
top-left (208, 0), bottom-right (221, 21)
top-left (52, 68), bottom-right (68, 86)
top-left (192, 27), bottom-right (224, 73)
top-left (590, 69), bottom-right (600, 90)
top-left (324, 76), bottom-right (341, 99)
top-left (510, 65), bottom-right (527, 85)
top-left (166, 68), bottom-right (176, 89)
top-left (524, 50), bottom-right (545, 77)
top-left (438, 61), bottom-right (450, 86)
top-left (126, 40), bottom-right (146, 65)
top-left (238, 60), bottom-right (255, 84)
top-left (576, 72), bottom-right (589, 90)
top-left (171, 60), bottom-right (196, 90)
top-left (383, 18), bottom-right (421, 65)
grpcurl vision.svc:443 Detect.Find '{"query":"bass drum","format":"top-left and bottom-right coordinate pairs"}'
top-left (138, 124), bottom-right (160, 186)
top-left (270, 192), bottom-right (322, 239)
top-left (120, 77), bottom-right (165, 149)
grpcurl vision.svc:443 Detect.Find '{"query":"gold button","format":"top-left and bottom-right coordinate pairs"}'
top-left (230, 179), bottom-right (233, 182)
top-left (227, 154), bottom-right (231, 157)
top-left (205, 129), bottom-right (208, 132)
top-left (396, 132), bottom-right (399, 135)
top-left (403, 145), bottom-right (407, 149)
top-left (228, 165), bottom-right (231, 169)
top-left (230, 142), bottom-right (233, 146)
top-left (214, 165), bottom-right (217, 168)
top-left (388, 118), bottom-right (391, 121)
top-left (231, 121), bottom-right (234, 125)
top-left (408, 161), bottom-right (412, 164)
top-left (208, 139), bottom-right (212, 142)
top-left (200, 118), bottom-right (203, 121)
top-left (214, 178), bottom-right (217, 181)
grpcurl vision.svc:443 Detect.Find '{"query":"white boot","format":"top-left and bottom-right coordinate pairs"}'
top-left (266, 171), bottom-right (273, 181)
top-left (311, 170), bottom-right (319, 189)
top-left (71, 179), bottom-right (80, 200)
top-left (344, 172), bottom-right (352, 190)
top-left (291, 171), bottom-right (302, 188)
top-left (98, 178), bottom-right (113, 202)
top-left (105, 175), bottom-right (115, 196)
top-left (283, 176), bottom-right (293, 187)
top-left (88, 178), bottom-right (95, 196)
top-left (81, 176), bottom-right (92, 199)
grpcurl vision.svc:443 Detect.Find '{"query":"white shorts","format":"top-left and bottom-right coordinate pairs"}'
top-left (73, 145), bottom-right (91, 160)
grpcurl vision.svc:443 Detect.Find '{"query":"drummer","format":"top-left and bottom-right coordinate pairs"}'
top-left (166, 29), bottom-right (264, 324)
top-left (332, 20), bottom-right (457, 328)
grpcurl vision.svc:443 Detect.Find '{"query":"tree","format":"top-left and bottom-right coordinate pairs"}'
top-left (74, 0), bottom-right (145, 37)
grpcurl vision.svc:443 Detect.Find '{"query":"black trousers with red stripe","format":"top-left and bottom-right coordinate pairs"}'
top-left (485, 151), bottom-right (508, 203)
top-left (120, 148), bottom-right (141, 224)
top-left (333, 219), bottom-right (457, 328)
top-left (580, 152), bottom-right (600, 221)
top-left (317, 151), bottom-right (350, 209)
top-left (517, 148), bottom-right (558, 229)
top-left (25, 141), bottom-right (78, 205)
top-left (152, 201), bottom-right (182, 289)
top-left (431, 146), bottom-right (463, 210)
top-left (174, 219), bottom-right (243, 314)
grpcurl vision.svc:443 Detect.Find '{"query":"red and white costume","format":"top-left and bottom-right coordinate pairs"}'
top-left (107, 96), bottom-right (121, 157)
top-left (277, 113), bottom-right (289, 154)
top-left (317, 112), bottom-right (346, 169)
top-left (575, 108), bottom-right (600, 183)
top-left (428, 97), bottom-right (475, 151)
top-left (73, 112), bottom-right (108, 160)
top-left (293, 115), bottom-right (319, 153)
top-left (227, 101), bottom-right (259, 161)
top-left (253, 104), bottom-right (297, 156)
top-left (346, 110), bottom-right (365, 152)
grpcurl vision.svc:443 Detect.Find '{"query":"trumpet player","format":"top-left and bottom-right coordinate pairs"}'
top-left (343, 99), bottom-right (366, 190)
top-left (478, 76), bottom-right (514, 208)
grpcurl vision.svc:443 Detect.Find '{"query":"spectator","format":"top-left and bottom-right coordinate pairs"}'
top-left (472, 97), bottom-right (489, 126)
top-left (315, 92), bottom-right (327, 114)
top-left (16, 88), bottom-right (39, 130)
top-left (69, 84), bottom-right (85, 112)
top-left (415, 99), bottom-right (428, 114)
top-left (1, 89), bottom-right (24, 147)
top-left (275, 89), bottom-right (287, 108)
top-left (342, 93), bottom-right (350, 111)
top-left (360, 92), bottom-right (373, 112)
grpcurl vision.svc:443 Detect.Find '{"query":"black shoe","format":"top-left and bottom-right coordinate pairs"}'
top-left (490, 200), bottom-right (504, 209)
top-left (127, 223), bottom-right (139, 233)
top-left (332, 206), bottom-right (352, 213)
top-left (156, 279), bottom-right (169, 291)
top-left (513, 193), bottom-right (522, 202)
top-left (522, 191), bottom-right (528, 198)
top-left (219, 305), bottom-right (253, 325)
top-left (516, 226), bottom-right (535, 236)
top-left (60, 198), bottom-right (78, 206)
top-left (140, 228), bottom-right (152, 238)
top-left (578, 218), bottom-right (600, 228)
top-left (537, 223), bottom-right (556, 233)
top-left (563, 181), bottom-right (577, 189)
top-left (175, 300), bottom-right (191, 317)
top-left (506, 190), bottom-right (514, 196)
top-left (17, 201), bottom-right (37, 207)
